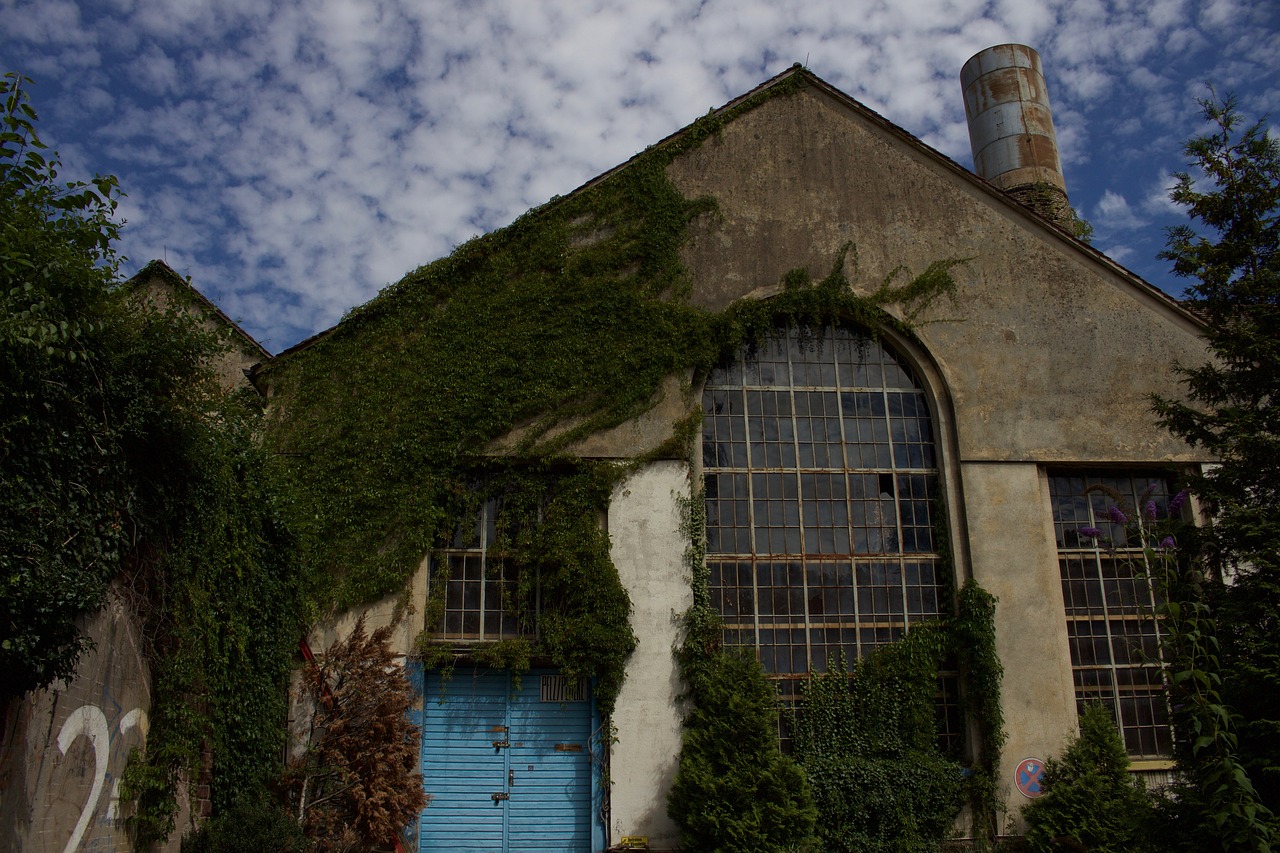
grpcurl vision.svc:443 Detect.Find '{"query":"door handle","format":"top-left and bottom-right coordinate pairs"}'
top-left (509, 768), bottom-right (515, 787)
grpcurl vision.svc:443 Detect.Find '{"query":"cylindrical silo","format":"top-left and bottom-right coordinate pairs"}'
top-left (961, 44), bottom-right (1070, 224)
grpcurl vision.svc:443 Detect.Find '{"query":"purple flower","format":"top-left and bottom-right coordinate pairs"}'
top-left (1079, 527), bottom-right (1103, 540)
top-left (1144, 500), bottom-right (1158, 521)
top-left (1158, 536), bottom-right (1177, 550)
top-left (1168, 488), bottom-right (1189, 518)
top-left (1106, 504), bottom-right (1128, 525)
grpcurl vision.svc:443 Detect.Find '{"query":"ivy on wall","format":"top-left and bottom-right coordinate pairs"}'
top-left (954, 577), bottom-right (1006, 845)
top-left (792, 639), bottom-right (966, 853)
top-left (260, 70), bottom-right (963, 717)
top-left (671, 488), bottom-right (1005, 852)
top-left (120, 389), bottom-right (304, 847)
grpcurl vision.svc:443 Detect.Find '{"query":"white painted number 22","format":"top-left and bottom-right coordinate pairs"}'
top-left (57, 705), bottom-right (149, 853)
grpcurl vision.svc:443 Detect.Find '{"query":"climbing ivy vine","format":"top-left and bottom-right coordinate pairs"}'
top-left (954, 578), bottom-right (1006, 846)
top-left (792, 638), bottom-right (966, 853)
top-left (260, 70), bottom-right (963, 718)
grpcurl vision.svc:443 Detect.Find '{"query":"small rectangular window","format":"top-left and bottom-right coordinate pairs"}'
top-left (428, 498), bottom-right (534, 642)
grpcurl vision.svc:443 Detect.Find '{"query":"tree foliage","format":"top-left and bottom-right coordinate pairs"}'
top-left (667, 649), bottom-right (818, 853)
top-left (1153, 91), bottom-right (1280, 847)
top-left (287, 618), bottom-right (427, 852)
top-left (1, 71), bottom-right (128, 694)
top-left (1022, 704), bottom-right (1157, 853)
top-left (791, 633), bottom-right (965, 853)
top-left (0, 72), bottom-right (234, 698)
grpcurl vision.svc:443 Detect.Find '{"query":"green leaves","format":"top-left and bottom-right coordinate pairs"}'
top-left (1023, 705), bottom-right (1158, 853)
top-left (790, 633), bottom-right (965, 853)
top-left (1152, 89), bottom-right (1280, 849)
top-left (667, 650), bottom-right (819, 853)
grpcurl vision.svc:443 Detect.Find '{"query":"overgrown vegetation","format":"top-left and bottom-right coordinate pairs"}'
top-left (413, 463), bottom-right (637, 714)
top-left (261, 70), bottom-right (961, 718)
top-left (120, 388), bottom-right (304, 845)
top-left (792, 639), bottom-right (966, 853)
top-left (668, 490), bottom-right (817, 853)
top-left (1022, 704), bottom-right (1157, 853)
top-left (669, 480), bottom-right (998, 853)
top-left (180, 796), bottom-right (309, 853)
top-left (953, 578), bottom-right (1006, 845)
top-left (1151, 91), bottom-right (1280, 850)
top-left (1015, 181), bottom-right (1093, 243)
top-left (667, 649), bottom-right (819, 853)
top-left (1, 71), bottom-right (142, 697)
top-left (1, 73), bottom-right (305, 846)
top-left (8, 64), bottom-right (979, 849)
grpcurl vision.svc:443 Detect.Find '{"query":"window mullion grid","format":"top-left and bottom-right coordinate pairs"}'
top-left (881, 383), bottom-right (909, 638)
top-left (786, 333), bottom-right (813, 676)
top-left (1087, 502), bottom-right (1127, 736)
top-left (479, 502), bottom-right (490, 641)
top-left (739, 381), bottom-right (763, 661)
top-left (834, 352), bottom-right (861, 659)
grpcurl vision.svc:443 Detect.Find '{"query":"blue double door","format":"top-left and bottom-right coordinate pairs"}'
top-left (420, 668), bottom-right (596, 852)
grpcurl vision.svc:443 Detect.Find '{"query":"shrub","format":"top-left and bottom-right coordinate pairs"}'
top-left (180, 796), bottom-right (309, 853)
top-left (667, 649), bottom-right (818, 853)
top-left (1022, 704), bottom-right (1157, 853)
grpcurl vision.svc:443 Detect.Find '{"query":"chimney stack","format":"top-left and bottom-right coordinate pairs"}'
top-left (961, 44), bottom-right (1071, 226)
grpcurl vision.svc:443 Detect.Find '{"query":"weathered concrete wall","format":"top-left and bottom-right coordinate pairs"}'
top-left (607, 461), bottom-right (691, 852)
top-left (0, 589), bottom-right (190, 853)
top-left (667, 83), bottom-right (1210, 465)
top-left (656, 80), bottom-right (1211, 826)
top-left (962, 461), bottom-right (1079, 824)
top-left (306, 562), bottom-right (427, 660)
top-left (130, 261), bottom-right (270, 391)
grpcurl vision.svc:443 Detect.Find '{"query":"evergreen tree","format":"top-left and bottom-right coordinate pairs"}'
top-left (667, 649), bottom-right (818, 853)
top-left (1153, 92), bottom-right (1280, 844)
top-left (1022, 704), bottom-right (1156, 853)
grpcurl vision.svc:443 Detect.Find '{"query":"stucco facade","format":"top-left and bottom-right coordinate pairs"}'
top-left (287, 67), bottom-right (1208, 848)
top-left (4, 64), bottom-right (1210, 851)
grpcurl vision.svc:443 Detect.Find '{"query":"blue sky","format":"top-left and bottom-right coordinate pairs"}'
top-left (2, 0), bottom-right (1277, 352)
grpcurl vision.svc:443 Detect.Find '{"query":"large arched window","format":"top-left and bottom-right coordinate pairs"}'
top-left (701, 324), bottom-right (956, 740)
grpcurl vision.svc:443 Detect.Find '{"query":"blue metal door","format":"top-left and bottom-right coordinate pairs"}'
top-left (420, 668), bottom-right (595, 852)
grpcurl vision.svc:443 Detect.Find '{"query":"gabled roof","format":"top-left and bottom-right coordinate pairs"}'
top-left (263, 64), bottom-right (1200, 369)
top-left (591, 64), bottom-right (1200, 326)
top-left (127, 259), bottom-right (272, 361)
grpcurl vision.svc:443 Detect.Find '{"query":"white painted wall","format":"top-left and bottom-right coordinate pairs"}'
top-left (607, 460), bottom-right (692, 852)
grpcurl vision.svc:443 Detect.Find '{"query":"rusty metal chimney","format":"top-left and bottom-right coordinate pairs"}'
top-left (961, 44), bottom-right (1071, 226)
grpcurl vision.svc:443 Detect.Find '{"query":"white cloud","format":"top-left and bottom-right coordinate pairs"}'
top-left (3, 0), bottom-right (1275, 348)
top-left (1099, 242), bottom-right (1135, 264)
top-left (1093, 189), bottom-right (1147, 230)
top-left (1143, 171), bottom-right (1184, 217)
